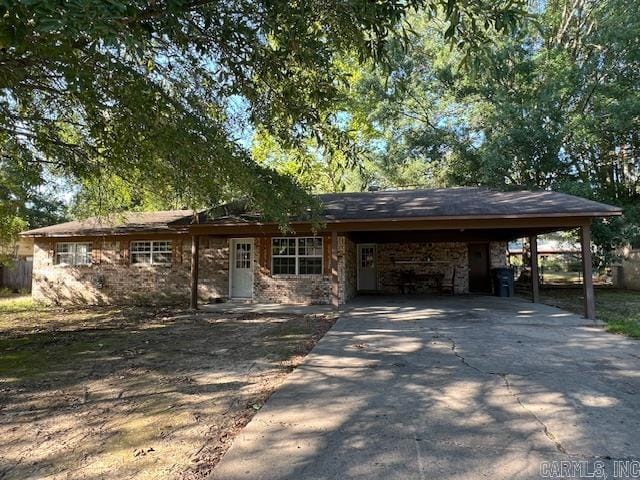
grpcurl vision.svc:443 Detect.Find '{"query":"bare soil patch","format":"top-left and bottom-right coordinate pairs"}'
top-left (0, 299), bottom-right (335, 480)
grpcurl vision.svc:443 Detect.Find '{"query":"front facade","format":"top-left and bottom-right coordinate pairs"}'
top-left (29, 233), bottom-right (508, 305)
top-left (22, 188), bottom-right (622, 316)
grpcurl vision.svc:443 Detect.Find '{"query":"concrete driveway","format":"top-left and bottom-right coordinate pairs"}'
top-left (210, 296), bottom-right (640, 480)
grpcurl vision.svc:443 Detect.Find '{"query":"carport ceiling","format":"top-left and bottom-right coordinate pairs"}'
top-left (350, 228), bottom-right (571, 243)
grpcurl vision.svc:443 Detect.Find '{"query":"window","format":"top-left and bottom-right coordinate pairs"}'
top-left (55, 242), bottom-right (92, 266)
top-left (130, 240), bottom-right (172, 265)
top-left (272, 237), bottom-right (323, 275)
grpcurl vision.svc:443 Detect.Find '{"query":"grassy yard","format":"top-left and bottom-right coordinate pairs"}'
top-left (0, 295), bottom-right (336, 480)
top-left (0, 290), bottom-right (37, 313)
top-left (539, 288), bottom-right (640, 338)
top-left (539, 271), bottom-right (611, 286)
top-left (540, 271), bottom-right (583, 284)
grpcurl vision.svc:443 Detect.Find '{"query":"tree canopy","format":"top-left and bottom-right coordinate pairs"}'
top-left (0, 0), bottom-right (526, 250)
top-left (7, 0), bottom-right (636, 255)
top-left (268, 0), bottom-right (638, 252)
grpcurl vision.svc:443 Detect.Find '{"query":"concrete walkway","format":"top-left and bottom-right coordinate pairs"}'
top-left (201, 301), bottom-right (335, 316)
top-left (210, 296), bottom-right (640, 480)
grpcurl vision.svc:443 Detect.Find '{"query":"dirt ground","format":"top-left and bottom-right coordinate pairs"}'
top-left (0, 298), bottom-right (336, 480)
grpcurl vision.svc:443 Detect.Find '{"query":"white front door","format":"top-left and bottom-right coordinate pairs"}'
top-left (230, 239), bottom-right (254, 298)
top-left (357, 244), bottom-right (377, 291)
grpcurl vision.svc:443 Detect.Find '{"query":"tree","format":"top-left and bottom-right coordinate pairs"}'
top-left (0, 0), bottom-right (526, 236)
top-left (328, 0), bottom-right (640, 251)
top-left (0, 139), bottom-right (66, 256)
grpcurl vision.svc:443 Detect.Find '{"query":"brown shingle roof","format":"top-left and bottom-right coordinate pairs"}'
top-left (22, 188), bottom-right (622, 237)
top-left (317, 188), bottom-right (621, 220)
top-left (21, 210), bottom-right (193, 237)
top-left (177, 188), bottom-right (622, 226)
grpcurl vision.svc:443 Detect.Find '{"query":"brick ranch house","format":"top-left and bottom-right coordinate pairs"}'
top-left (21, 188), bottom-right (621, 318)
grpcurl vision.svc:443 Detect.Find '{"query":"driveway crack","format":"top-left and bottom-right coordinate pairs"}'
top-left (443, 335), bottom-right (487, 375)
top-left (434, 332), bottom-right (570, 456)
top-left (499, 373), bottom-right (568, 454)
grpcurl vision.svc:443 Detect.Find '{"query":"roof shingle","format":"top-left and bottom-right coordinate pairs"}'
top-left (21, 188), bottom-right (622, 237)
top-left (21, 210), bottom-right (193, 237)
top-left (178, 188), bottom-right (622, 226)
top-left (317, 188), bottom-right (621, 221)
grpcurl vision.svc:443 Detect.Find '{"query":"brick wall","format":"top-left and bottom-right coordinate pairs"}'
top-left (253, 236), bottom-right (338, 304)
top-left (197, 237), bottom-right (229, 301)
top-left (252, 235), bottom-right (361, 305)
top-left (32, 235), bottom-right (512, 305)
top-left (32, 235), bottom-right (347, 306)
top-left (32, 236), bottom-right (228, 305)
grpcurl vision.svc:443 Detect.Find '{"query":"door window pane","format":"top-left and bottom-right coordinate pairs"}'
top-left (361, 247), bottom-right (375, 268)
top-left (235, 243), bottom-right (251, 269)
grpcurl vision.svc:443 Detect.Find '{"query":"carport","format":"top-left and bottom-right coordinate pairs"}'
top-left (338, 215), bottom-right (604, 318)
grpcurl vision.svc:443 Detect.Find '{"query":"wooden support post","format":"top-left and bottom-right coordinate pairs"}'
top-left (580, 224), bottom-right (596, 320)
top-left (331, 231), bottom-right (339, 309)
top-left (530, 235), bottom-right (540, 303)
top-left (190, 235), bottom-right (199, 310)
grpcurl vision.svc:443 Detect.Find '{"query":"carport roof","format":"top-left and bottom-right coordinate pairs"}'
top-left (318, 188), bottom-right (621, 220)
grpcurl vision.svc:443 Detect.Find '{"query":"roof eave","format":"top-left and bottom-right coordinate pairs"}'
top-left (20, 227), bottom-right (189, 238)
top-left (21, 209), bottom-right (623, 237)
top-left (178, 210), bottom-right (623, 229)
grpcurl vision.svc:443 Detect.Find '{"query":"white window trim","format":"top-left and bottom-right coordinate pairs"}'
top-left (130, 240), bottom-right (173, 266)
top-left (271, 237), bottom-right (323, 276)
top-left (55, 242), bottom-right (93, 267)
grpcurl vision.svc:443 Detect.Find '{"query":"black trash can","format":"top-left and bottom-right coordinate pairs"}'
top-left (491, 267), bottom-right (514, 297)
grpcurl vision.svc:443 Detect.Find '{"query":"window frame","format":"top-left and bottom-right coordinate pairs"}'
top-left (271, 237), bottom-right (323, 276)
top-left (130, 240), bottom-right (173, 266)
top-left (55, 242), bottom-right (93, 267)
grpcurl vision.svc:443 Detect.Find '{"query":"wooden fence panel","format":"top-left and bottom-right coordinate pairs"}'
top-left (1, 260), bottom-right (33, 292)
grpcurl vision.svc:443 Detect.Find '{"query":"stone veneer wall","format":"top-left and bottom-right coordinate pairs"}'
top-left (376, 242), bottom-right (469, 294)
top-left (32, 236), bottom-right (228, 305)
top-left (342, 237), bottom-right (357, 302)
top-left (489, 241), bottom-right (509, 268)
top-left (372, 241), bottom-right (508, 295)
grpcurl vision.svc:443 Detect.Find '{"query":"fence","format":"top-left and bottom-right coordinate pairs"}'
top-left (613, 249), bottom-right (640, 290)
top-left (1, 259), bottom-right (33, 292)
